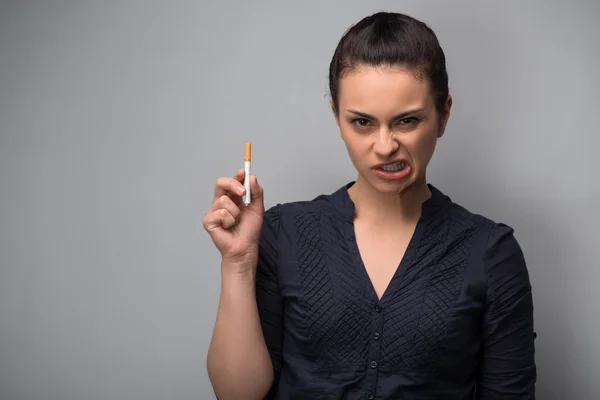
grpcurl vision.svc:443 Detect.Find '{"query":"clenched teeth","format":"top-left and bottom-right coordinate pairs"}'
top-left (380, 162), bottom-right (406, 172)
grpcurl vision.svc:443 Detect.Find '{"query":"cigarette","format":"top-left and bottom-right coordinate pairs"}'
top-left (244, 143), bottom-right (251, 205)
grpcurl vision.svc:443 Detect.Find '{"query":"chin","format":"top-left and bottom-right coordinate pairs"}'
top-left (367, 174), bottom-right (416, 195)
top-left (378, 181), bottom-right (413, 195)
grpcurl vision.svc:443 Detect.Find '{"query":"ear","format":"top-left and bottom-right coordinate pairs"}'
top-left (437, 94), bottom-right (452, 138)
top-left (330, 99), bottom-right (340, 127)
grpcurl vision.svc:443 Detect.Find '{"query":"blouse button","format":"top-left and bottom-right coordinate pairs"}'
top-left (370, 360), bottom-right (378, 369)
top-left (373, 332), bottom-right (380, 340)
top-left (375, 305), bottom-right (382, 313)
top-left (367, 393), bottom-right (374, 399)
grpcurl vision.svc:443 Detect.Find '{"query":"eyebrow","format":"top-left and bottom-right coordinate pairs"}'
top-left (347, 108), bottom-right (424, 121)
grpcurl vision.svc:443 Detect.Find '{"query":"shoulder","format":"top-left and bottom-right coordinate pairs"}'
top-left (262, 186), bottom-right (345, 226)
top-left (441, 194), bottom-right (521, 256)
top-left (259, 185), bottom-right (346, 249)
top-left (449, 201), bottom-right (524, 259)
top-left (441, 193), bottom-right (530, 300)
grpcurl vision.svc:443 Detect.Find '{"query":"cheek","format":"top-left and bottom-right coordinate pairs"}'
top-left (341, 126), bottom-right (362, 150)
top-left (340, 129), bottom-right (371, 165)
top-left (405, 129), bottom-right (438, 165)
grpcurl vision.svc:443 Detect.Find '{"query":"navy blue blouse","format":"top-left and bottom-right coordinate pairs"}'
top-left (255, 182), bottom-right (536, 399)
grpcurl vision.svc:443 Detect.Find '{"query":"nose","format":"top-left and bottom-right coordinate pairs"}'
top-left (373, 129), bottom-right (400, 157)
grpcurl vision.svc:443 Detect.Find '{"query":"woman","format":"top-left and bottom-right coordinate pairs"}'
top-left (203, 11), bottom-right (536, 400)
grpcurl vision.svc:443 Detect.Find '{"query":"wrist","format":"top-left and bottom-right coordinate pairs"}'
top-left (221, 260), bottom-right (257, 284)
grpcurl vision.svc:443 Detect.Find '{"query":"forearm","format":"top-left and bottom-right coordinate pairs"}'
top-left (207, 262), bottom-right (274, 400)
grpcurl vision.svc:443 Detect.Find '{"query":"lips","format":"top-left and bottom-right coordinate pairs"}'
top-left (372, 159), bottom-right (411, 180)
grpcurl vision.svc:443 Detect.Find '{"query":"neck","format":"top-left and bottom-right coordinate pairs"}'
top-left (348, 176), bottom-right (431, 226)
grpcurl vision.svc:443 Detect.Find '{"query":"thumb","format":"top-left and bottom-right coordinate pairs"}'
top-left (246, 175), bottom-right (264, 212)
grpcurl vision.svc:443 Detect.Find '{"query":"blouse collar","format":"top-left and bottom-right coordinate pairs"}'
top-left (331, 181), bottom-right (451, 221)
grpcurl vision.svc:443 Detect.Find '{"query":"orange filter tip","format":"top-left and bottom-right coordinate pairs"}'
top-left (245, 143), bottom-right (251, 162)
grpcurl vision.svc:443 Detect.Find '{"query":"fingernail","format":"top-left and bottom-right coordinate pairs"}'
top-left (237, 186), bottom-right (245, 194)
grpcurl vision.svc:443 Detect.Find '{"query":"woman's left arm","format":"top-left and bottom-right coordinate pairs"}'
top-left (476, 223), bottom-right (537, 399)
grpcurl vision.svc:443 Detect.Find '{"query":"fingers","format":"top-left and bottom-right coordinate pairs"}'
top-left (233, 168), bottom-right (245, 184)
top-left (211, 170), bottom-right (263, 213)
top-left (229, 168), bottom-right (248, 205)
top-left (214, 169), bottom-right (246, 201)
top-left (246, 174), bottom-right (264, 211)
top-left (204, 195), bottom-right (241, 231)
top-left (203, 208), bottom-right (235, 231)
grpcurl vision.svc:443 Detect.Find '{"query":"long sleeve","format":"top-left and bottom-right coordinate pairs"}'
top-left (476, 223), bottom-right (537, 399)
top-left (255, 206), bottom-right (284, 399)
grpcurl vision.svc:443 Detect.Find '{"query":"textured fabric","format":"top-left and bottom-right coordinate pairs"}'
top-left (255, 182), bottom-right (536, 399)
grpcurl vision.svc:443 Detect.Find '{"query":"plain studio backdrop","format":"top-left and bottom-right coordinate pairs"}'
top-left (1, 1), bottom-right (599, 399)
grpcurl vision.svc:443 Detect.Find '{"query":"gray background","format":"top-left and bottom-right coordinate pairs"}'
top-left (1, 1), bottom-right (598, 399)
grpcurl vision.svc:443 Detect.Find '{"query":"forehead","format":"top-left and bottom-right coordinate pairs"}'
top-left (337, 66), bottom-right (431, 111)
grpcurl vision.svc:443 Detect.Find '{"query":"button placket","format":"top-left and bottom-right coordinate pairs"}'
top-left (365, 302), bottom-right (384, 398)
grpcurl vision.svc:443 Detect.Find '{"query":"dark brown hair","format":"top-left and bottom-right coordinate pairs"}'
top-left (328, 12), bottom-right (449, 115)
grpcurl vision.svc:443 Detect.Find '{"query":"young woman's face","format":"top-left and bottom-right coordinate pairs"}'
top-left (333, 66), bottom-right (451, 195)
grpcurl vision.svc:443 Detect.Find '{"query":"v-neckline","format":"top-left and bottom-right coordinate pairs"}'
top-left (347, 216), bottom-right (426, 303)
top-left (333, 182), bottom-right (449, 304)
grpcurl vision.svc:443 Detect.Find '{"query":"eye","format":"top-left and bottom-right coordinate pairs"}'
top-left (351, 118), bottom-right (372, 128)
top-left (397, 117), bottom-right (419, 126)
